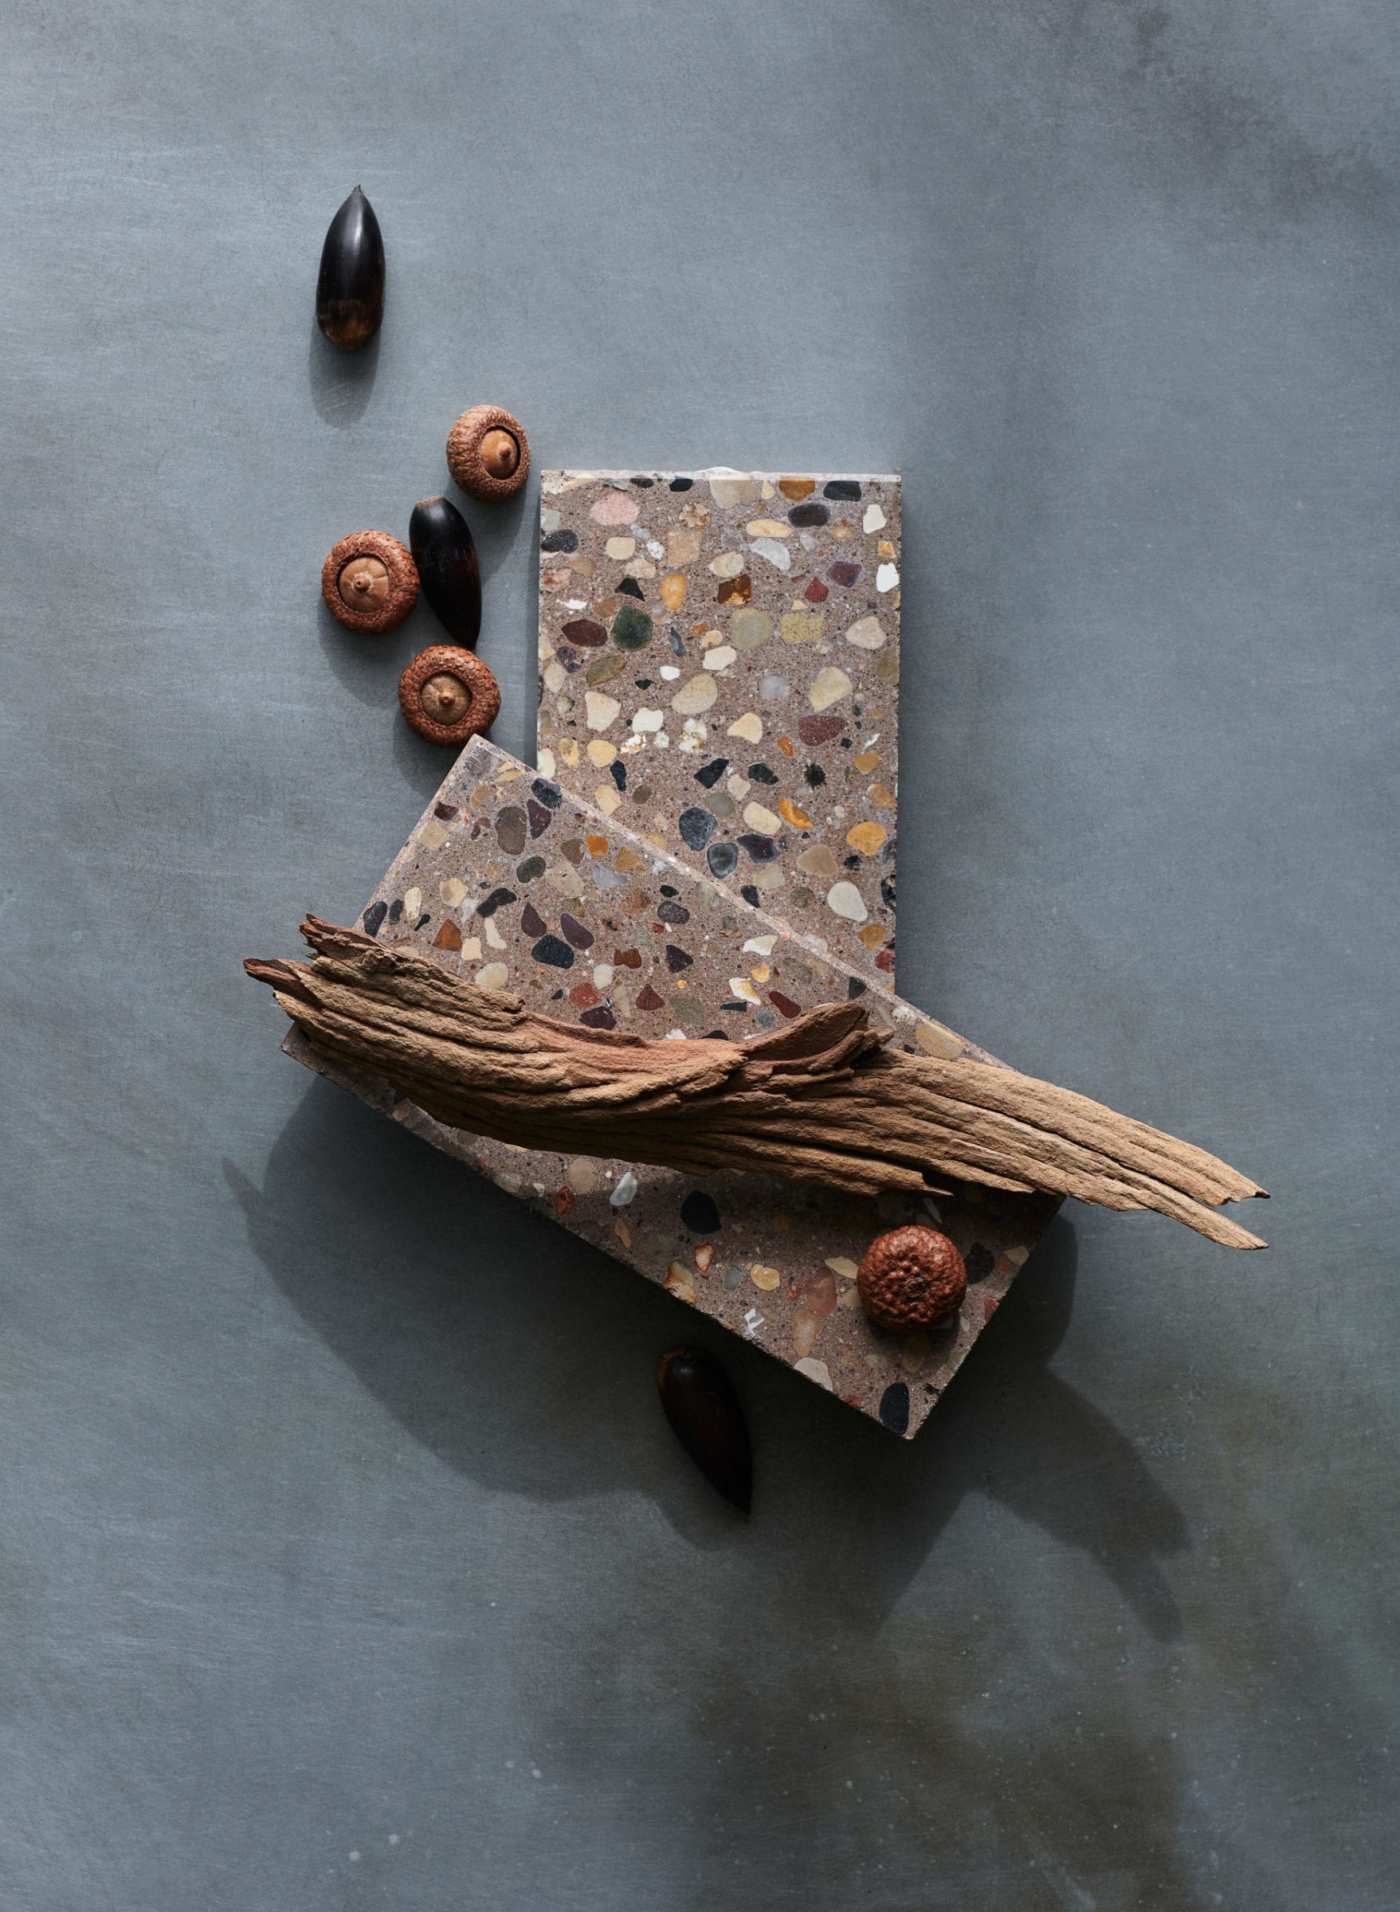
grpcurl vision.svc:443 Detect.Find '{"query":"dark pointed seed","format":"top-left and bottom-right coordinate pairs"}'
top-left (315, 186), bottom-right (384, 352)
top-left (410, 496), bottom-right (481, 649)
top-left (656, 1347), bottom-right (752, 1513)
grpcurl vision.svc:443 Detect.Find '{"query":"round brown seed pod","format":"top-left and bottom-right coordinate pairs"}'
top-left (399, 644), bottom-right (501, 747)
top-left (446, 404), bottom-right (530, 502)
top-left (321, 530), bottom-right (418, 633)
top-left (857, 1225), bottom-right (967, 1333)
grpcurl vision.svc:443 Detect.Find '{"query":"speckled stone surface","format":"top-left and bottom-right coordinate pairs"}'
top-left (285, 737), bottom-right (1055, 1439)
top-left (537, 471), bottom-right (900, 987)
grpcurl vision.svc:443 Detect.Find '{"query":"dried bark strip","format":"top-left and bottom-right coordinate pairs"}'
top-left (245, 918), bottom-right (1267, 1249)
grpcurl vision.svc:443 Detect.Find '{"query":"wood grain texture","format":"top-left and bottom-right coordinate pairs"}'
top-left (246, 917), bottom-right (1268, 1249)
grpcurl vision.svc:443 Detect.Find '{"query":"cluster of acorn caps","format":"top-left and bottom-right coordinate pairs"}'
top-left (315, 187), bottom-right (526, 747)
top-left (316, 188), bottom-right (972, 1508)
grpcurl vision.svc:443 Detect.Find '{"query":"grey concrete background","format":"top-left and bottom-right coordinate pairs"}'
top-left (3, 1), bottom-right (1396, 1906)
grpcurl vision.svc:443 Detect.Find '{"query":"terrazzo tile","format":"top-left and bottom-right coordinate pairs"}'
top-left (537, 470), bottom-right (901, 987)
top-left (282, 739), bottom-right (1055, 1439)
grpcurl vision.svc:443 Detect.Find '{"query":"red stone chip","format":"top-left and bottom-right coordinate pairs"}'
top-left (857, 1225), bottom-right (967, 1333)
top-left (446, 404), bottom-right (530, 502)
top-left (320, 529), bottom-right (419, 634)
top-left (398, 644), bottom-right (501, 747)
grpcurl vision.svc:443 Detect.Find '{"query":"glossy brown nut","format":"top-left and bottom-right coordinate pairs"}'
top-left (321, 530), bottom-right (418, 633)
top-left (446, 404), bottom-right (530, 502)
top-left (315, 186), bottom-right (385, 352)
top-left (399, 644), bottom-right (501, 747)
top-left (656, 1347), bottom-right (752, 1513)
top-left (857, 1225), bottom-right (967, 1333)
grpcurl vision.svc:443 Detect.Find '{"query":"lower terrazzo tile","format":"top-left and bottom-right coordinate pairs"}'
top-left (284, 738), bottom-right (1057, 1439)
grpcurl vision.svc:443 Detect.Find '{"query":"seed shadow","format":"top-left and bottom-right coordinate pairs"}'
top-left (441, 473), bottom-right (532, 591)
top-left (313, 593), bottom-right (420, 710)
top-left (307, 315), bottom-right (379, 426)
top-left (390, 704), bottom-right (470, 805)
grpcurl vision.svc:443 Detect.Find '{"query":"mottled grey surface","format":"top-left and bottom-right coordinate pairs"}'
top-left (2, 2), bottom-right (1396, 1907)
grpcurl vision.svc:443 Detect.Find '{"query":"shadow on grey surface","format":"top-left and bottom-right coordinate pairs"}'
top-left (894, 1218), bottom-right (1187, 1641)
top-left (315, 593), bottom-right (424, 711)
top-left (315, 590), bottom-right (486, 808)
top-left (741, 1215), bottom-right (1188, 1642)
top-left (226, 1081), bottom-right (1185, 1637)
top-left (226, 1080), bottom-right (1214, 1908)
top-left (441, 474), bottom-right (531, 590)
top-left (307, 316), bottom-right (379, 426)
top-left (507, 1220), bottom-right (1202, 1912)
top-left (390, 700), bottom-right (467, 804)
top-left (313, 598), bottom-right (516, 802)
top-left (226, 1078), bottom-right (754, 1547)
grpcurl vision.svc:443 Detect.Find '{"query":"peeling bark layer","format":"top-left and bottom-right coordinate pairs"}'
top-left (246, 917), bottom-right (1267, 1249)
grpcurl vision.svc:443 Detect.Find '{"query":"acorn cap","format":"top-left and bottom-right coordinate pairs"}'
top-left (447, 404), bottom-right (530, 502)
top-left (321, 530), bottom-right (418, 633)
top-left (399, 644), bottom-right (501, 747)
top-left (857, 1225), bottom-right (967, 1333)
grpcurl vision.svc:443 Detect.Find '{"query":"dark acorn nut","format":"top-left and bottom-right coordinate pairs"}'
top-left (399, 644), bottom-right (500, 747)
top-left (857, 1225), bottom-right (967, 1334)
top-left (320, 530), bottom-right (418, 634)
top-left (315, 186), bottom-right (385, 352)
top-left (656, 1347), bottom-right (752, 1513)
top-left (409, 495), bottom-right (482, 649)
top-left (446, 404), bottom-right (530, 502)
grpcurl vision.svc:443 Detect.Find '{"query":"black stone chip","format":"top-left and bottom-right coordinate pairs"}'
top-left (678, 807), bottom-right (716, 851)
top-left (879, 1383), bottom-right (910, 1435)
top-left (966, 1244), bottom-right (995, 1283)
top-left (476, 887), bottom-right (517, 917)
top-left (680, 1190), bottom-right (721, 1234)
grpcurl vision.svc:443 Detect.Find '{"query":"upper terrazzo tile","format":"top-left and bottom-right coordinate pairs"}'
top-left (537, 470), bottom-right (901, 986)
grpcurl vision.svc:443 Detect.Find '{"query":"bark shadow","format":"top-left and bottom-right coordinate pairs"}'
top-left (226, 1078), bottom-right (753, 1547)
top-left (228, 1079), bottom-right (1185, 1640)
